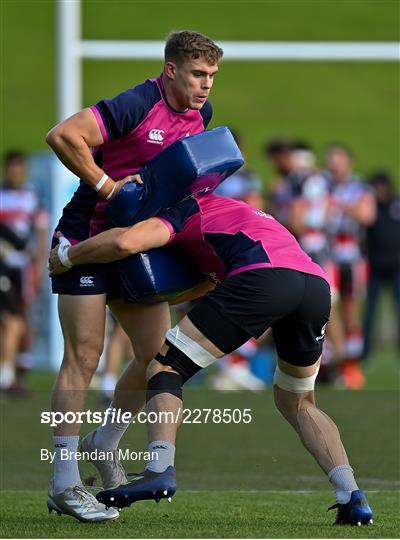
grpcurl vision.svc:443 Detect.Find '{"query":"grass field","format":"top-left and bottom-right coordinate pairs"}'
top-left (0, 348), bottom-right (399, 537)
top-left (1, 491), bottom-right (399, 538)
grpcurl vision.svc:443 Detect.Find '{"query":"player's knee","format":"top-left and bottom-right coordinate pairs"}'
top-left (145, 326), bottom-right (219, 401)
top-left (155, 325), bottom-right (218, 381)
top-left (63, 343), bottom-right (103, 381)
top-left (273, 365), bottom-right (319, 394)
top-left (145, 357), bottom-right (172, 382)
top-left (273, 366), bottom-right (318, 416)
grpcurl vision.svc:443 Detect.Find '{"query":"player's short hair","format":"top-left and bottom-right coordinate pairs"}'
top-left (3, 150), bottom-right (26, 166)
top-left (165, 31), bottom-right (223, 66)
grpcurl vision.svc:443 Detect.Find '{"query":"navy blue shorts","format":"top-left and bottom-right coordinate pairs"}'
top-left (50, 237), bottom-right (120, 297)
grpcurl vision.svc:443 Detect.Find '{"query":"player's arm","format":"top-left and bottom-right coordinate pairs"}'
top-left (289, 198), bottom-right (307, 236)
top-left (46, 109), bottom-right (139, 200)
top-left (336, 191), bottom-right (376, 225)
top-left (49, 218), bottom-right (171, 276)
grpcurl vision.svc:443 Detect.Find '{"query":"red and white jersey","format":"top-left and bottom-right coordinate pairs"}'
top-left (0, 186), bottom-right (48, 268)
top-left (326, 175), bottom-right (370, 264)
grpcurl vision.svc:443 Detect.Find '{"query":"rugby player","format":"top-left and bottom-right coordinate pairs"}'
top-left (45, 31), bottom-right (223, 522)
top-left (0, 151), bottom-right (48, 393)
top-left (324, 144), bottom-right (376, 388)
top-left (290, 153), bottom-right (345, 380)
top-left (49, 193), bottom-right (373, 526)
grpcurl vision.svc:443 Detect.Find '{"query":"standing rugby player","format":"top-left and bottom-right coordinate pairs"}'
top-left (46, 31), bottom-right (222, 522)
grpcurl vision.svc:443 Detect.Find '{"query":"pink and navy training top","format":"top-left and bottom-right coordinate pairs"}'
top-left (56, 75), bottom-right (212, 241)
top-left (156, 194), bottom-right (329, 284)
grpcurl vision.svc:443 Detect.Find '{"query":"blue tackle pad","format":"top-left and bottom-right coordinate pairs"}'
top-left (108, 126), bottom-right (243, 303)
top-left (117, 246), bottom-right (206, 304)
top-left (106, 126), bottom-right (244, 227)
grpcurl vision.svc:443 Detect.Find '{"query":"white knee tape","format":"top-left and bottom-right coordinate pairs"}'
top-left (273, 365), bottom-right (319, 393)
top-left (165, 326), bottom-right (217, 369)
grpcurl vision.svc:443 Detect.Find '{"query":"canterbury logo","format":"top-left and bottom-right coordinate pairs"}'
top-left (316, 322), bottom-right (328, 342)
top-left (147, 129), bottom-right (165, 144)
top-left (80, 276), bottom-right (94, 286)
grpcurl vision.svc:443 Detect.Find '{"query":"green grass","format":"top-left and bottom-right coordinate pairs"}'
top-left (0, 491), bottom-right (399, 538)
top-left (0, 347), bottom-right (399, 537)
top-left (1, 0), bottom-right (399, 185)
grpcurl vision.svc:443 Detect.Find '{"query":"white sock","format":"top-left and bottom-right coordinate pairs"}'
top-left (52, 435), bottom-right (80, 494)
top-left (0, 363), bottom-right (15, 389)
top-left (146, 440), bottom-right (175, 473)
top-left (93, 404), bottom-right (132, 450)
top-left (328, 464), bottom-right (359, 504)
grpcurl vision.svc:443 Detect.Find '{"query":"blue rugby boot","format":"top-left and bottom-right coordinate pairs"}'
top-left (96, 466), bottom-right (176, 509)
top-left (328, 490), bottom-right (373, 526)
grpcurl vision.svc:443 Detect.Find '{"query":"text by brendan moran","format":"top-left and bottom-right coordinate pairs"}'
top-left (41, 448), bottom-right (159, 464)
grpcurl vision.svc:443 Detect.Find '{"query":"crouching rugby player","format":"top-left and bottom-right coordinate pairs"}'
top-left (49, 194), bottom-right (373, 526)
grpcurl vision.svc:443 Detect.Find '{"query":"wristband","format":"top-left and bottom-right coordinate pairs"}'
top-left (106, 184), bottom-right (116, 200)
top-left (58, 237), bottom-right (73, 268)
top-left (94, 173), bottom-right (109, 192)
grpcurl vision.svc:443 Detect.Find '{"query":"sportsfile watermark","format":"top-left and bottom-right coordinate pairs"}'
top-left (40, 407), bottom-right (253, 427)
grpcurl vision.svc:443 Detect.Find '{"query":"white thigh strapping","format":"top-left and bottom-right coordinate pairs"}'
top-left (273, 365), bottom-right (319, 393)
top-left (165, 326), bottom-right (217, 369)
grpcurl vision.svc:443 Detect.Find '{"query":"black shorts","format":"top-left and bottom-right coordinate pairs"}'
top-left (0, 265), bottom-right (24, 315)
top-left (188, 268), bottom-right (331, 367)
top-left (50, 238), bottom-right (120, 298)
top-left (337, 260), bottom-right (366, 299)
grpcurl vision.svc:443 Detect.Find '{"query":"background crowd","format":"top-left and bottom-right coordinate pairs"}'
top-left (1, 135), bottom-right (399, 396)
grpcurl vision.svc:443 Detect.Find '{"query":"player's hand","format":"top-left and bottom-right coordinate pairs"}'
top-left (48, 232), bottom-right (71, 276)
top-left (109, 174), bottom-right (143, 200)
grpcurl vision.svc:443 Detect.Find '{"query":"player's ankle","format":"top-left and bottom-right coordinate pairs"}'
top-left (328, 464), bottom-right (358, 504)
top-left (146, 440), bottom-right (175, 472)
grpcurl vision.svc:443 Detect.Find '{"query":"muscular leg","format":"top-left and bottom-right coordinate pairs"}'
top-left (273, 357), bottom-right (358, 503)
top-left (51, 294), bottom-right (107, 435)
top-left (273, 358), bottom-right (349, 473)
top-left (145, 316), bottom-right (223, 470)
top-left (108, 299), bottom-right (171, 415)
top-left (88, 300), bottom-right (171, 453)
top-left (50, 294), bottom-right (106, 493)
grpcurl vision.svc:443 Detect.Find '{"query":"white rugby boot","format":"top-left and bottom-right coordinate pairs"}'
top-left (47, 483), bottom-right (119, 522)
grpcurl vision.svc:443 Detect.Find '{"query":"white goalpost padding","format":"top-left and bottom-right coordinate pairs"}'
top-left (49, 0), bottom-right (399, 369)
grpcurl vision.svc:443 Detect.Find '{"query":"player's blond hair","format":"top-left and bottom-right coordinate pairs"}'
top-left (165, 31), bottom-right (223, 66)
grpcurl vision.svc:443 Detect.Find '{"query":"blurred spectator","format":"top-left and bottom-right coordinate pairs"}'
top-left (324, 144), bottom-right (376, 389)
top-left (0, 151), bottom-right (48, 392)
top-left (264, 138), bottom-right (298, 227)
top-left (214, 129), bottom-right (264, 209)
top-left (362, 171), bottom-right (400, 360)
top-left (264, 138), bottom-right (313, 230)
top-left (290, 148), bottom-right (345, 380)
